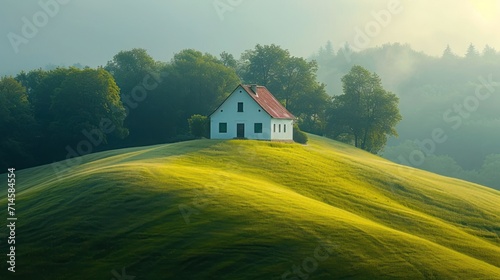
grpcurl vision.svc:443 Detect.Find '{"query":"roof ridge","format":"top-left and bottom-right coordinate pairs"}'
top-left (241, 84), bottom-right (295, 119)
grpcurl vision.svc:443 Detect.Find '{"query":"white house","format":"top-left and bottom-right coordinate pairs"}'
top-left (210, 84), bottom-right (295, 141)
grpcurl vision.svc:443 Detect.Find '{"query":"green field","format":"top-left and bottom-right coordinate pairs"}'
top-left (1, 135), bottom-right (499, 279)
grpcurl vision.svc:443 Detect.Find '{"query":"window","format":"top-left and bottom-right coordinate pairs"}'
top-left (279, 124), bottom-right (281, 133)
top-left (237, 102), bottom-right (243, 112)
top-left (284, 124), bottom-right (286, 133)
top-left (254, 123), bottom-right (263, 133)
top-left (219, 122), bottom-right (227, 133)
top-left (273, 124), bottom-right (276, 133)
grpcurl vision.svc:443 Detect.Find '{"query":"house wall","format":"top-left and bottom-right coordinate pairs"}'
top-left (270, 118), bottom-right (294, 141)
top-left (210, 86), bottom-right (272, 140)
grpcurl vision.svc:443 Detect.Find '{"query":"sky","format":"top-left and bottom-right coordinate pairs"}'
top-left (1, 0), bottom-right (500, 75)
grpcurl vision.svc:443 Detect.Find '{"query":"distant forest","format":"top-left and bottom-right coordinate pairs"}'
top-left (311, 42), bottom-right (500, 189)
top-left (1, 42), bottom-right (499, 190)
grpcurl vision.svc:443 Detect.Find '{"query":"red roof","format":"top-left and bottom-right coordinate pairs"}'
top-left (241, 84), bottom-right (295, 119)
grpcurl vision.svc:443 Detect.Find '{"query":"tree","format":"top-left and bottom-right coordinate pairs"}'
top-left (140, 49), bottom-right (240, 143)
top-left (482, 45), bottom-right (497, 61)
top-left (317, 41), bottom-right (335, 61)
top-left (219, 51), bottom-right (237, 69)
top-left (0, 77), bottom-right (36, 169)
top-left (17, 68), bottom-right (76, 129)
top-left (442, 44), bottom-right (457, 60)
top-left (465, 43), bottom-right (479, 59)
top-left (105, 49), bottom-right (163, 144)
top-left (105, 48), bottom-right (160, 95)
top-left (292, 83), bottom-right (331, 135)
top-left (241, 44), bottom-right (290, 100)
top-left (15, 68), bottom-right (84, 162)
top-left (188, 114), bottom-right (209, 138)
top-left (242, 44), bottom-right (318, 108)
top-left (167, 49), bottom-right (240, 124)
top-left (241, 44), bottom-right (330, 134)
top-left (326, 65), bottom-right (402, 153)
top-left (478, 154), bottom-right (500, 189)
top-left (49, 68), bottom-right (128, 148)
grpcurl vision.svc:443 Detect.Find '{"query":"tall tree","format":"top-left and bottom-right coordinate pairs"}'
top-left (15, 68), bottom-right (78, 161)
top-left (219, 51), bottom-right (237, 69)
top-left (105, 48), bottom-right (160, 95)
top-left (166, 49), bottom-right (240, 130)
top-left (241, 44), bottom-right (330, 133)
top-left (318, 41), bottom-right (335, 60)
top-left (0, 77), bottom-right (36, 169)
top-left (105, 49), bottom-right (162, 144)
top-left (292, 83), bottom-right (331, 135)
top-left (49, 68), bottom-right (128, 149)
top-left (465, 43), bottom-right (479, 59)
top-left (241, 44), bottom-right (290, 99)
top-left (442, 44), bottom-right (457, 60)
top-left (482, 45), bottom-right (497, 60)
top-left (130, 49), bottom-right (241, 144)
top-left (327, 65), bottom-right (401, 153)
top-left (17, 68), bottom-right (75, 129)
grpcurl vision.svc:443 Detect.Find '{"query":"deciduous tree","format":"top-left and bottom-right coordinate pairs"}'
top-left (49, 68), bottom-right (128, 147)
top-left (327, 65), bottom-right (401, 153)
top-left (241, 44), bottom-right (330, 134)
top-left (0, 77), bottom-right (36, 169)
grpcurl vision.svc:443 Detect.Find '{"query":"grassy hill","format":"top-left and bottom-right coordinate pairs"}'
top-left (1, 135), bottom-right (499, 279)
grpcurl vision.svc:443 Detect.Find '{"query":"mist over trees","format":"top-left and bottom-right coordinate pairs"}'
top-left (312, 42), bottom-right (500, 189)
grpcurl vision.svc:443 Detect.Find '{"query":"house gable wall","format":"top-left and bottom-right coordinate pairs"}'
top-left (210, 86), bottom-right (272, 140)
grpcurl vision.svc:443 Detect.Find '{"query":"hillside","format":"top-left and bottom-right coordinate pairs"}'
top-left (1, 135), bottom-right (499, 279)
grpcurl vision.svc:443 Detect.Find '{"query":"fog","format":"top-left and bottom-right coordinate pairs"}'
top-left (2, 0), bottom-right (500, 75)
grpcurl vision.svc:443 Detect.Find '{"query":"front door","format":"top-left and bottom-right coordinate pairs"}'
top-left (237, 123), bottom-right (245, 138)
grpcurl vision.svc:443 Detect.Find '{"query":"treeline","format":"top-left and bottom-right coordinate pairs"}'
top-left (1, 46), bottom-right (335, 170)
top-left (4, 41), bottom-right (498, 190)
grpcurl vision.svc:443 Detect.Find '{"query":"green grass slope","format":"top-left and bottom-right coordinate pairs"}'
top-left (1, 135), bottom-right (499, 279)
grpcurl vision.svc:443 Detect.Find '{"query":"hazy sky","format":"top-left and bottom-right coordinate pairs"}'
top-left (1, 0), bottom-right (499, 75)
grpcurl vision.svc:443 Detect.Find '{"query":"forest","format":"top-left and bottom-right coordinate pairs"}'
top-left (312, 42), bottom-right (500, 189)
top-left (1, 42), bottom-right (499, 189)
